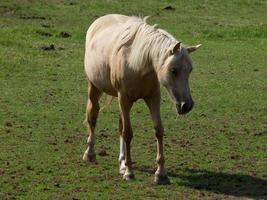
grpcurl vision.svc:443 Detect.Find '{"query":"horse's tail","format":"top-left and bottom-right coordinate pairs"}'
top-left (100, 95), bottom-right (115, 112)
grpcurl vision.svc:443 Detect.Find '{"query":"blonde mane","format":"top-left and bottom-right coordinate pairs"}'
top-left (114, 16), bottom-right (178, 71)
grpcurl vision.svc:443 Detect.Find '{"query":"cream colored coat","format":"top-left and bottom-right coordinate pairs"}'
top-left (83, 14), bottom-right (201, 184)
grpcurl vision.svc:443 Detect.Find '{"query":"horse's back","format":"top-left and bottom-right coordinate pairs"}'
top-left (86, 14), bottom-right (129, 42)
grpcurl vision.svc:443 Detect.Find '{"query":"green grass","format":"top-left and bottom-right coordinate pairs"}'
top-left (0, 0), bottom-right (266, 199)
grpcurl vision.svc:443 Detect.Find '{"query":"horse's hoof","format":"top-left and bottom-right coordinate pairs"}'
top-left (123, 173), bottom-right (135, 181)
top-left (82, 153), bottom-right (96, 162)
top-left (154, 174), bottom-right (170, 185)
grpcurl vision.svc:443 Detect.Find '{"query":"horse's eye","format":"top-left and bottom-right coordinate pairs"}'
top-left (170, 68), bottom-right (177, 75)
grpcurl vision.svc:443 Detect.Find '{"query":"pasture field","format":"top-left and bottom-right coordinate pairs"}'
top-left (0, 0), bottom-right (266, 199)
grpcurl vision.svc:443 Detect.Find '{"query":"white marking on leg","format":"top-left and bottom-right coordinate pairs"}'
top-left (83, 134), bottom-right (96, 161)
top-left (119, 136), bottom-right (126, 174)
top-left (87, 134), bottom-right (95, 155)
top-left (120, 160), bottom-right (126, 175)
top-left (119, 136), bottom-right (125, 162)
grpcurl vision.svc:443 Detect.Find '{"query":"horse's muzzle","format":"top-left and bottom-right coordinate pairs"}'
top-left (176, 100), bottom-right (194, 115)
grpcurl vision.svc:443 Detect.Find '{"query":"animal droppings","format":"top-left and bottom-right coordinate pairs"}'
top-left (163, 5), bottom-right (175, 11)
top-left (98, 150), bottom-right (108, 156)
top-left (41, 44), bottom-right (55, 51)
top-left (59, 32), bottom-right (71, 38)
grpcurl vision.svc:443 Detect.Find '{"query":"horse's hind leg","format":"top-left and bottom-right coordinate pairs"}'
top-left (83, 82), bottom-right (102, 162)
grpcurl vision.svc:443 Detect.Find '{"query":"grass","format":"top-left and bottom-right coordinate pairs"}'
top-left (0, 0), bottom-right (266, 199)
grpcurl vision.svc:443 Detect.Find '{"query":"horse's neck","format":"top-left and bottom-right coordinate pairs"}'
top-left (148, 36), bottom-right (174, 72)
top-left (127, 23), bottom-right (175, 73)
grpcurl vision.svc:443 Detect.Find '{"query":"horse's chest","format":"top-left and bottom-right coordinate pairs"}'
top-left (118, 71), bottom-right (159, 100)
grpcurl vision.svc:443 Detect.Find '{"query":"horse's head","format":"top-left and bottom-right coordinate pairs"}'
top-left (158, 42), bottom-right (201, 115)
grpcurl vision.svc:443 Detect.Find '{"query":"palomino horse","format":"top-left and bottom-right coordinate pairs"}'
top-left (82, 14), bottom-right (201, 184)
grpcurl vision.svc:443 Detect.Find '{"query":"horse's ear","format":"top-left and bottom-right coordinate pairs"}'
top-left (170, 42), bottom-right (181, 55)
top-left (187, 44), bottom-right (202, 53)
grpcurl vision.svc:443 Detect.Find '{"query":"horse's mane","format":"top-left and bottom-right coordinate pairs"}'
top-left (114, 16), bottom-right (178, 71)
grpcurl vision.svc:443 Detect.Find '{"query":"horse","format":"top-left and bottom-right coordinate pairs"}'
top-left (82, 14), bottom-right (201, 185)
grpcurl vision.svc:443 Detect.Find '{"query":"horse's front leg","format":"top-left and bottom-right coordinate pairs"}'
top-left (118, 116), bottom-right (126, 175)
top-left (145, 91), bottom-right (170, 185)
top-left (118, 93), bottom-right (134, 181)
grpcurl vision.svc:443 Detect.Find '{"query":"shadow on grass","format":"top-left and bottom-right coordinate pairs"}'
top-left (137, 166), bottom-right (267, 198)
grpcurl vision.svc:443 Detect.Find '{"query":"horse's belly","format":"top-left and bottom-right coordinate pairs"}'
top-left (85, 64), bottom-right (117, 96)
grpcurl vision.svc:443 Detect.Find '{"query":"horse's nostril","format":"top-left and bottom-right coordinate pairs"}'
top-left (180, 102), bottom-right (186, 110)
top-left (176, 101), bottom-right (194, 115)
